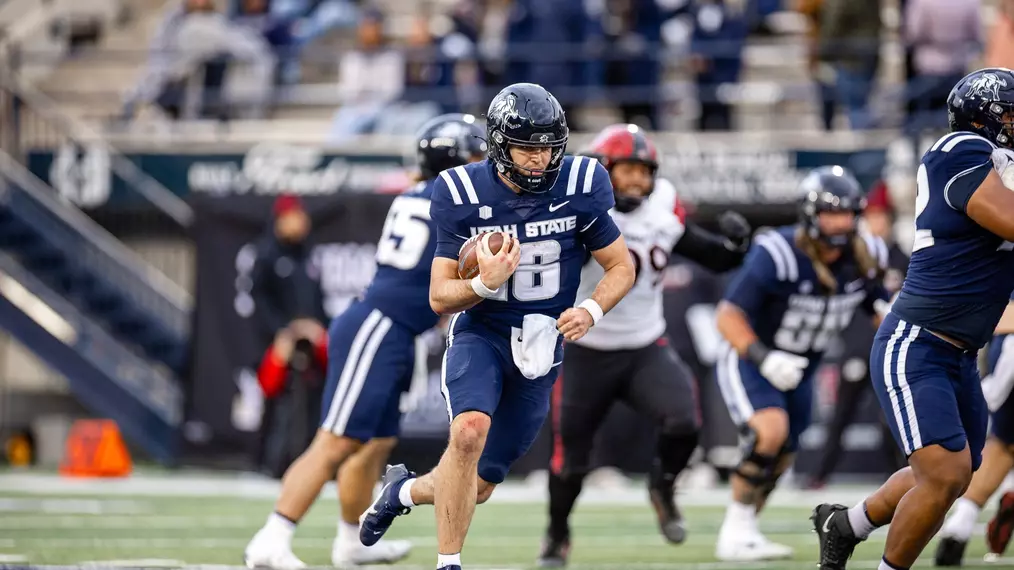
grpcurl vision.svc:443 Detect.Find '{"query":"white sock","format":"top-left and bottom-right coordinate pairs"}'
top-left (399, 478), bottom-right (417, 508)
top-left (437, 552), bottom-right (461, 568)
top-left (847, 502), bottom-right (878, 540)
top-left (336, 519), bottom-right (361, 550)
top-left (264, 512), bottom-right (296, 544)
top-left (879, 557), bottom-right (903, 570)
top-left (722, 500), bottom-right (757, 532)
top-left (940, 497), bottom-right (981, 541)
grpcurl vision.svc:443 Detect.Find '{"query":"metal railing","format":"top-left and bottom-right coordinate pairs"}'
top-left (0, 150), bottom-right (192, 334)
top-left (0, 65), bottom-right (193, 227)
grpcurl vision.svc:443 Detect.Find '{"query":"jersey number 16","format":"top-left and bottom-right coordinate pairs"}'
top-left (487, 240), bottom-right (562, 302)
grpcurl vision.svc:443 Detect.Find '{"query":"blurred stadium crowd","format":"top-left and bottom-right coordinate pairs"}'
top-left (2, 0), bottom-right (1005, 134)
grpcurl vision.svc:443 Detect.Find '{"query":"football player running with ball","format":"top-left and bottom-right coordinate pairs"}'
top-left (715, 166), bottom-right (891, 562)
top-left (243, 115), bottom-right (487, 569)
top-left (358, 83), bottom-right (635, 570)
top-left (537, 124), bottom-right (752, 567)
top-left (813, 68), bottom-right (1014, 570)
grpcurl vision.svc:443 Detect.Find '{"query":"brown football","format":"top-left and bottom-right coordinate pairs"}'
top-left (458, 232), bottom-right (506, 279)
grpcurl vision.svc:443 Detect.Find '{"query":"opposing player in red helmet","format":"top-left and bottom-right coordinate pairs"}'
top-left (538, 124), bottom-right (754, 567)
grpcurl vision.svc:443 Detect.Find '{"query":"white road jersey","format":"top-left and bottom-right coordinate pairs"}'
top-left (576, 178), bottom-right (686, 351)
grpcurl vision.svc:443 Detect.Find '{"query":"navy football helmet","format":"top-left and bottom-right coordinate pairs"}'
top-left (798, 166), bottom-right (866, 248)
top-left (416, 113), bottom-right (487, 180)
top-left (948, 68), bottom-right (1014, 149)
top-left (485, 83), bottom-right (569, 193)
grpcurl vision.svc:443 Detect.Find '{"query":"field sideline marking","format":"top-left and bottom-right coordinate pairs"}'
top-left (0, 473), bottom-right (880, 507)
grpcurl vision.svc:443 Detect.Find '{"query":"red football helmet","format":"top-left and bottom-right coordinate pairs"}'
top-left (585, 124), bottom-right (659, 212)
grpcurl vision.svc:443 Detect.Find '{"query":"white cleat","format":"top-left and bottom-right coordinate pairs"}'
top-left (715, 529), bottom-right (794, 562)
top-left (244, 531), bottom-right (306, 570)
top-left (332, 538), bottom-right (412, 568)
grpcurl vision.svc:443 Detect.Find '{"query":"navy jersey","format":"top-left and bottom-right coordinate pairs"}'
top-left (723, 226), bottom-right (889, 359)
top-left (430, 156), bottom-right (621, 334)
top-left (892, 131), bottom-right (1014, 349)
top-left (361, 181), bottom-right (440, 335)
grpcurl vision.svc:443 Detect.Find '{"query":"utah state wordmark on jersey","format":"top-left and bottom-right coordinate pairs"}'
top-left (431, 155), bottom-right (619, 334)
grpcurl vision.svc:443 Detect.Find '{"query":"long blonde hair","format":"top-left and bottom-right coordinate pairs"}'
top-left (795, 229), bottom-right (882, 293)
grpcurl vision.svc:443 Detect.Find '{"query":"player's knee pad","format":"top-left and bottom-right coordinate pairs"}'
top-left (734, 431), bottom-right (778, 488)
top-left (756, 446), bottom-right (793, 498)
top-left (659, 414), bottom-right (700, 437)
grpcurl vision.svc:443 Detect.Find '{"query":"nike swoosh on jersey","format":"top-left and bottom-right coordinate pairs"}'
top-left (549, 201), bottom-right (570, 212)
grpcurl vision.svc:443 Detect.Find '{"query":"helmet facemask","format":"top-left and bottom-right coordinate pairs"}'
top-left (489, 129), bottom-right (567, 194)
top-left (802, 193), bottom-right (863, 250)
top-left (978, 102), bottom-right (1014, 148)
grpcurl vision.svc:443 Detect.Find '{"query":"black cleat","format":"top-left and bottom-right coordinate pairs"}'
top-left (359, 464), bottom-right (414, 547)
top-left (537, 535), bottom-right (571, 568)
top-left (811, 503), bottom-right (862, 570)
top-left (648, 480), bottom-right (687, 544)
top-left (934, 536), bottom-right (967, 566)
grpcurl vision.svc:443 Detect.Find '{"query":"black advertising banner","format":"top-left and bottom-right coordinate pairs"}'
top-left (27, 142), bottom-right (890, 222)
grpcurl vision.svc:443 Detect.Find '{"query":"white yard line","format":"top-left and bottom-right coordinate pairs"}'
top-left (9, 536), bottom-right (724, 549)
top-left (10, 562), bottom-right (999, 570)
top-left (0, 515), bottom-right (829, 535)
top-left (0, 473), bottom-right (881, 507)
top-left (76, 560), bottom-right (186, 567)
top-left (0, 497), bottom-right (146, 514)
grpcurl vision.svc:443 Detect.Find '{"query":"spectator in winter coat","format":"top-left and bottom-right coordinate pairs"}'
top-left (904, 0), bottom-right (981, 131)
top-left (819, 0), bottom-right (881, 129)
top-left (690, 0), bottom-right (748, 131)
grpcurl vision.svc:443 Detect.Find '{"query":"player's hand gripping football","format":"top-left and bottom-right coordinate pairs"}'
top-left (476, 232), bottom-right (521, 291)
top-left (557, 307), bottom-right (595, 342)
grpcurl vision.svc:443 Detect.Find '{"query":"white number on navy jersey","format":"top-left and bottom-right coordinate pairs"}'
top-left (376, 196), bottom-right (431, 270)
top-left (774, 309), bottom-right (824, 353)
top-left (488, 239), bottom-right (562, 302)
top-left (915, 162), bottom-right (1014, 252)
top-left (514, 240), bottom-right (562, 301)
top-left (913, 164), bottom-right (934, 252)
top-left (774, 304), bottom-right (856, 353)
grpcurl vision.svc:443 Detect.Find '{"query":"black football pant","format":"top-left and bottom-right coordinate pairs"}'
top-left (546, 339), bottom-right (701, 540)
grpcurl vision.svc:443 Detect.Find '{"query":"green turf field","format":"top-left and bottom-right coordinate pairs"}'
top-left (1, 472), bottom-right (1014, 569)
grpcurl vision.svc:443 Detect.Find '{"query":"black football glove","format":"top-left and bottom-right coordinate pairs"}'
top-left (717, 211), bottom-right (752, 252)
